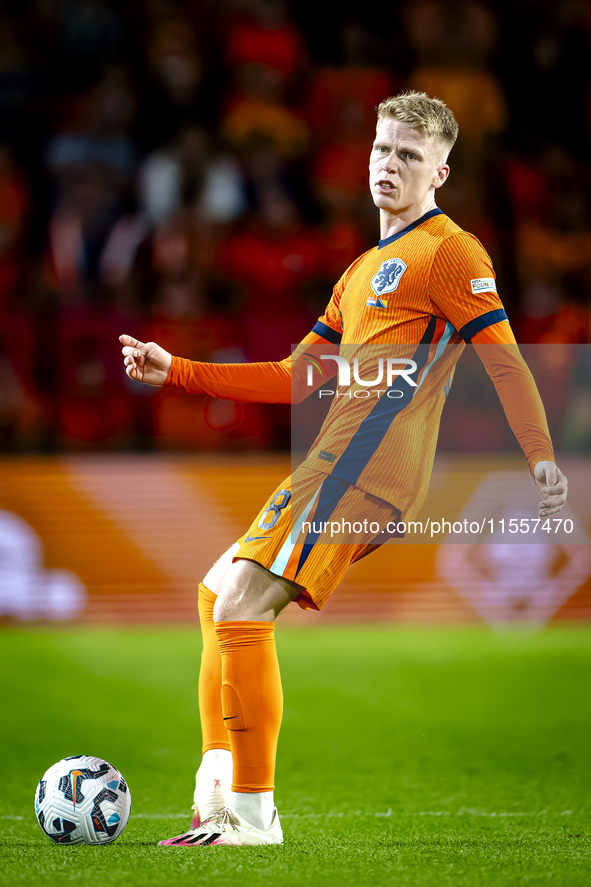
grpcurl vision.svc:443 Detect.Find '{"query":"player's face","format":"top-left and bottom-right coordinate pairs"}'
top-left (369, 117), bottom-right (449, 219)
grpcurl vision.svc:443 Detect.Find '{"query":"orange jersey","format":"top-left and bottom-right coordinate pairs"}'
top-left (166, 209), bottom-right (555, 517)
top-left (314, 209), bottom-right (506, 346)
top-left (295, 209), bottom-right (553, 518)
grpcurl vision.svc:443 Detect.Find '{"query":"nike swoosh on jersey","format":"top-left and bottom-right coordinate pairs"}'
top-left (244, 534), bottom-right (270, 542)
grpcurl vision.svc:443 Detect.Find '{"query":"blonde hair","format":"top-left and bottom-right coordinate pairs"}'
top-left (377, 91), bottom-right (459, 159)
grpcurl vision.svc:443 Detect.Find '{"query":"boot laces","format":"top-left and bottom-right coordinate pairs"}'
top-left (199, 807), bottom-right (240, 831)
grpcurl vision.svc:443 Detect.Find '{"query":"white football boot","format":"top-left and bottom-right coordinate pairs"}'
top-left (191, 749), bottom-right (233, 828)
top-left (159, 806), bottom-right (283, 846)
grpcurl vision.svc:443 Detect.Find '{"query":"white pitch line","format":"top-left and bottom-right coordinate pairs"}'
top-left (128, 809), bottom-right (574, 821)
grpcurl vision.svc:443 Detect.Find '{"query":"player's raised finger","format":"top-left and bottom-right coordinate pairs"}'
top-left (119, 334), bottom-right (144, 348)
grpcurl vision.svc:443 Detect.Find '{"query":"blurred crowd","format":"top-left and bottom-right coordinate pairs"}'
top-left (0, 0), bottom-right (590, 451)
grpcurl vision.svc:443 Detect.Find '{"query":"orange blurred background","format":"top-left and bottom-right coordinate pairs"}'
top-left (1, 453), bottom-right (589, 626)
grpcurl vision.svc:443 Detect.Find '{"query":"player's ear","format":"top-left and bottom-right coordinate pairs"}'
top-left (433, 163), bottom-right (450, 190)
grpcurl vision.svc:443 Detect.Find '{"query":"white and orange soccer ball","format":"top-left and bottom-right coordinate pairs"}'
top-left (35, 755), bottom-right (131, 845)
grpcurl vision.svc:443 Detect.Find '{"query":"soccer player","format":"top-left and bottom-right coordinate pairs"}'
top-left (120, 92), bottom-right (568, 847)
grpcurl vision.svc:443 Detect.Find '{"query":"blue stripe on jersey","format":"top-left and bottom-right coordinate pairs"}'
top-left (378, 208), bottom-right (443, 250)
top-left (294, 475), bottom-right (351, 576)
top-left (459, 309), bottom-right (508, 343)
top-left (312, 321), bottom-right (342, 344)
top-left (269, 485), bottom-right (322, 578)
top-left (330, 315), bottom-right (439, 487)
top-left (413, 321), bottom-right (456, 393)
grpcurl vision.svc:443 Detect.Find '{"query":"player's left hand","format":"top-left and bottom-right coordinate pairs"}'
top-left (533, 462), bottom-right (568, 518)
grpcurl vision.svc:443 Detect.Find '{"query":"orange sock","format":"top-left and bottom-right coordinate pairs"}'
top-left (198, 583), bottom-right (231, 754)
top-left (214, 621), bottom-right (283, 793)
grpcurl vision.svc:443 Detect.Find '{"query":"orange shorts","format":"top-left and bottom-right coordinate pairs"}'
top-left (234, 465), bottom-right (402, 611)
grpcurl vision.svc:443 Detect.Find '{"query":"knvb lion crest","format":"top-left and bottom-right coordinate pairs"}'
top-left (369, 258), bottom-right (408, 304)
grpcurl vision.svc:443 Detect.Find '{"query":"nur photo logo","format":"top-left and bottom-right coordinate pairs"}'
top-left (305, 354), bottom-right (418, 398)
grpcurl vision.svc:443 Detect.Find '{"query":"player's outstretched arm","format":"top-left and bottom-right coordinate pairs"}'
top-left (120, 334), bottom-right (172, 386)
top-left (472, 324), bottom-right (569, 517)
top-left (122, 330), bottom-right (339, 405)
top-left (533, 462), bottom-right (568, 518)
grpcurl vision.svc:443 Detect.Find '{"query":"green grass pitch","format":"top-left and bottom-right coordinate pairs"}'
top-left (1, 625), bottom-right (590, 886)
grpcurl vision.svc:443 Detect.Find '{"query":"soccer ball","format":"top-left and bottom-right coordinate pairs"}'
top-left (34, 755), bottom-right (131, 845)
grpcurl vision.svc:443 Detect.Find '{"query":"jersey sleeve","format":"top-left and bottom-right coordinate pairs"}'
top-left (166, 353), bottom-right (292, 402)
top-left (472, 326), bottom-right (555, 474)
top-left (470, 320), bottom-right (515, 345)
top-left (429, 233), bottom-right (508, 342)
top-left (164, 329), bottom-right (338, 404)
